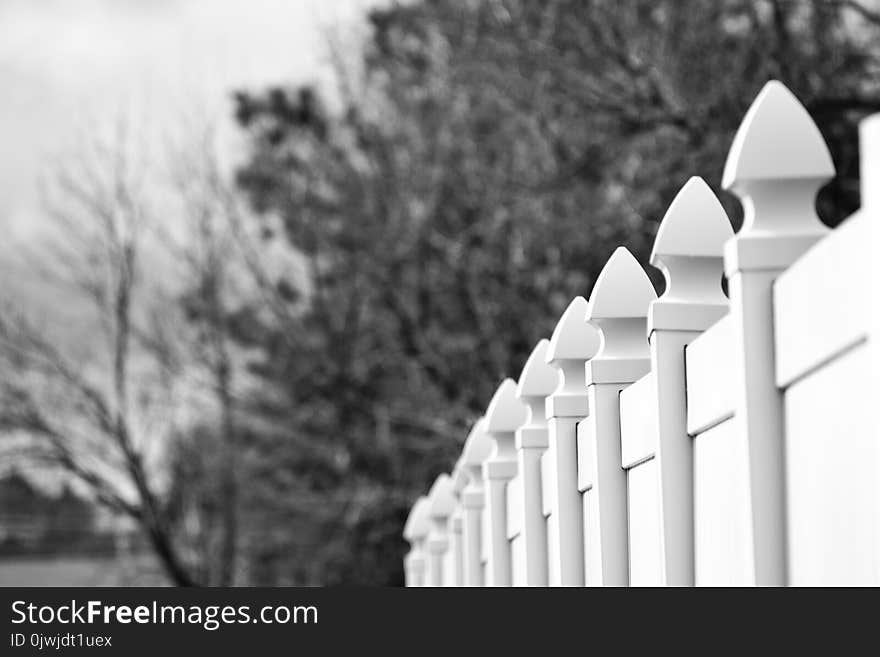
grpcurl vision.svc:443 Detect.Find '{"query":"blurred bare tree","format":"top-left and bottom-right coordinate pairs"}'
top-left (160, 123), bottom-right (247, 587)
top-left (0, 116), bottom-right (254, 586)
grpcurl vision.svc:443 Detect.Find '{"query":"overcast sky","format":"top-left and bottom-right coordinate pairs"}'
top-left (0, 0), bottom-right (389, 489)
top-left (0, 0), bottom-right (384, 246)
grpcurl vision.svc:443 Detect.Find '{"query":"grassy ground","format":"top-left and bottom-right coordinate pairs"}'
top-left (0, 554), bottom-right (167, 587)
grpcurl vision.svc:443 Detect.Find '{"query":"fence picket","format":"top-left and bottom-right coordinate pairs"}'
top-left (646, 177), bottom-right (732, 585)
top-left (544, 297), bottom-right (600, 585)
top-left (581, 247), bottom-right (655, 586)
top-left (450, 458), bottom-right (467, 587)
top-left (426, 474), bottom-right (456, 587)
top-left (403, 496), bottom-right (430, 587)
top-left (483, 379), bottom-right (528, 586)
top-left (512, 339), bottom-right (558, 586)
top-left (460, 418), bottom-right (491, 586)
top-left (722, 80), bottom-right (834, 585)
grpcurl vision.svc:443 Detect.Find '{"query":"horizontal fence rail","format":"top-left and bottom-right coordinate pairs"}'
top-left (403, 81), bottom-right (879, 587)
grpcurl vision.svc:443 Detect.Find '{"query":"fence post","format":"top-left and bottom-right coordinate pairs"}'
top-left (461, 417), bottom-right (491, 586)
top-left (450, 458), bottom-right (467, 587)
top-left (514, 339), bottom-right (558, 586)
top-left (864, 115), bottom-right (880, 212)
top-left (648, 177), bottom-right (732, 585)
top-left (722, 81), bottom-right (834, 585)
top-left (483, 379), bottom-right (528, 586)
top-left (582, 247), bottom-right (655, 586)
top-left (426, 473), bottom-right (456, 586)
top-left (544, 296), bottom-right (601, 586)
top-left (862, 115), bottom-right (880, 556)
top-left (403, 496), bottom-right (430, 587)
top-left (863, 114), bottom-right (880, 429)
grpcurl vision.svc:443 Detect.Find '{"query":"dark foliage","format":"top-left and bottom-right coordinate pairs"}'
top-left (230, 0), bottom-right (879, 584)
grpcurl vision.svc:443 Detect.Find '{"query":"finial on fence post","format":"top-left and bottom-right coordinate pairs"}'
top-left (582, 247), bottom-right (655, 586)
top-left (722, 80), bottom-right (835, 586)
top-left (543, 296), bottom-right (601, 586)
top-left (461, 417), bottom-right (490, 586)
top-left (518, 339), bottom-right (558, 429)
top-left (545, 297), bottom-right (600, 419)
top-left (649, 176), bottom-right (733, 333)
top-left (722, 80), bottom-right (833, 275)
top-left (426, 473), bottom-right (457, 587)
top-left (486, 379), bottom-right (528, 462)
top-left (403, 496), bottom-right (430, 587)
top-left (644, 178), bottom-right (733, 586)
top-left (586, 247), bottom-right (656, 384)
top-left (514, 339), bottom-right (558, 586)
top-left (483, 379), bottom-right (528, 586)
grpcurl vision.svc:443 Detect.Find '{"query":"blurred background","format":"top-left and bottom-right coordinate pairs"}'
top-left (0, 0), bottom-right (877, 586)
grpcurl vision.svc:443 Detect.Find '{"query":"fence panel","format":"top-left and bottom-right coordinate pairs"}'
top-left (619, 373), bottom-right (661, 586)
top-left (773, 129), bottom-right (877, 583)
top-left (686, 318), bottom-right (751, 585)
top-left (693, 418), bottom-right (753, 585)
top-left (506, 475), bottom-right (525, 586)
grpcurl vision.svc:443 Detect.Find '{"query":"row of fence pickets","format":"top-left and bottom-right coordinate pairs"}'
top-left (402, 80), bottom-right (880, 587)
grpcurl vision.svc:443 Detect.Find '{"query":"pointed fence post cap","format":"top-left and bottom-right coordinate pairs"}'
top-left (516, 339), bottom-right (558, 398)
top-left (485, 378), bottom-right (527, 434)
top-left (427, 473), bottom-right (457, 519)
top-left (648, 177), bottom-right (732, 332)
top-left (403, 496), bottom-right (431, 541)
top-left (546, 296), bottom-right (601, 362)
top-left (461, 417), bottom-right (491, 466)
top-left (589, 247), bottom-right (657, 319)
top-left (722, 81), bottom-right (834, 189)
top-left (650, 177), bottom-right (733, 263)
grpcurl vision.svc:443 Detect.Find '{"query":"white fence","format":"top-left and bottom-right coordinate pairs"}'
top-left (402, 81), bottom-right (880, 587)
